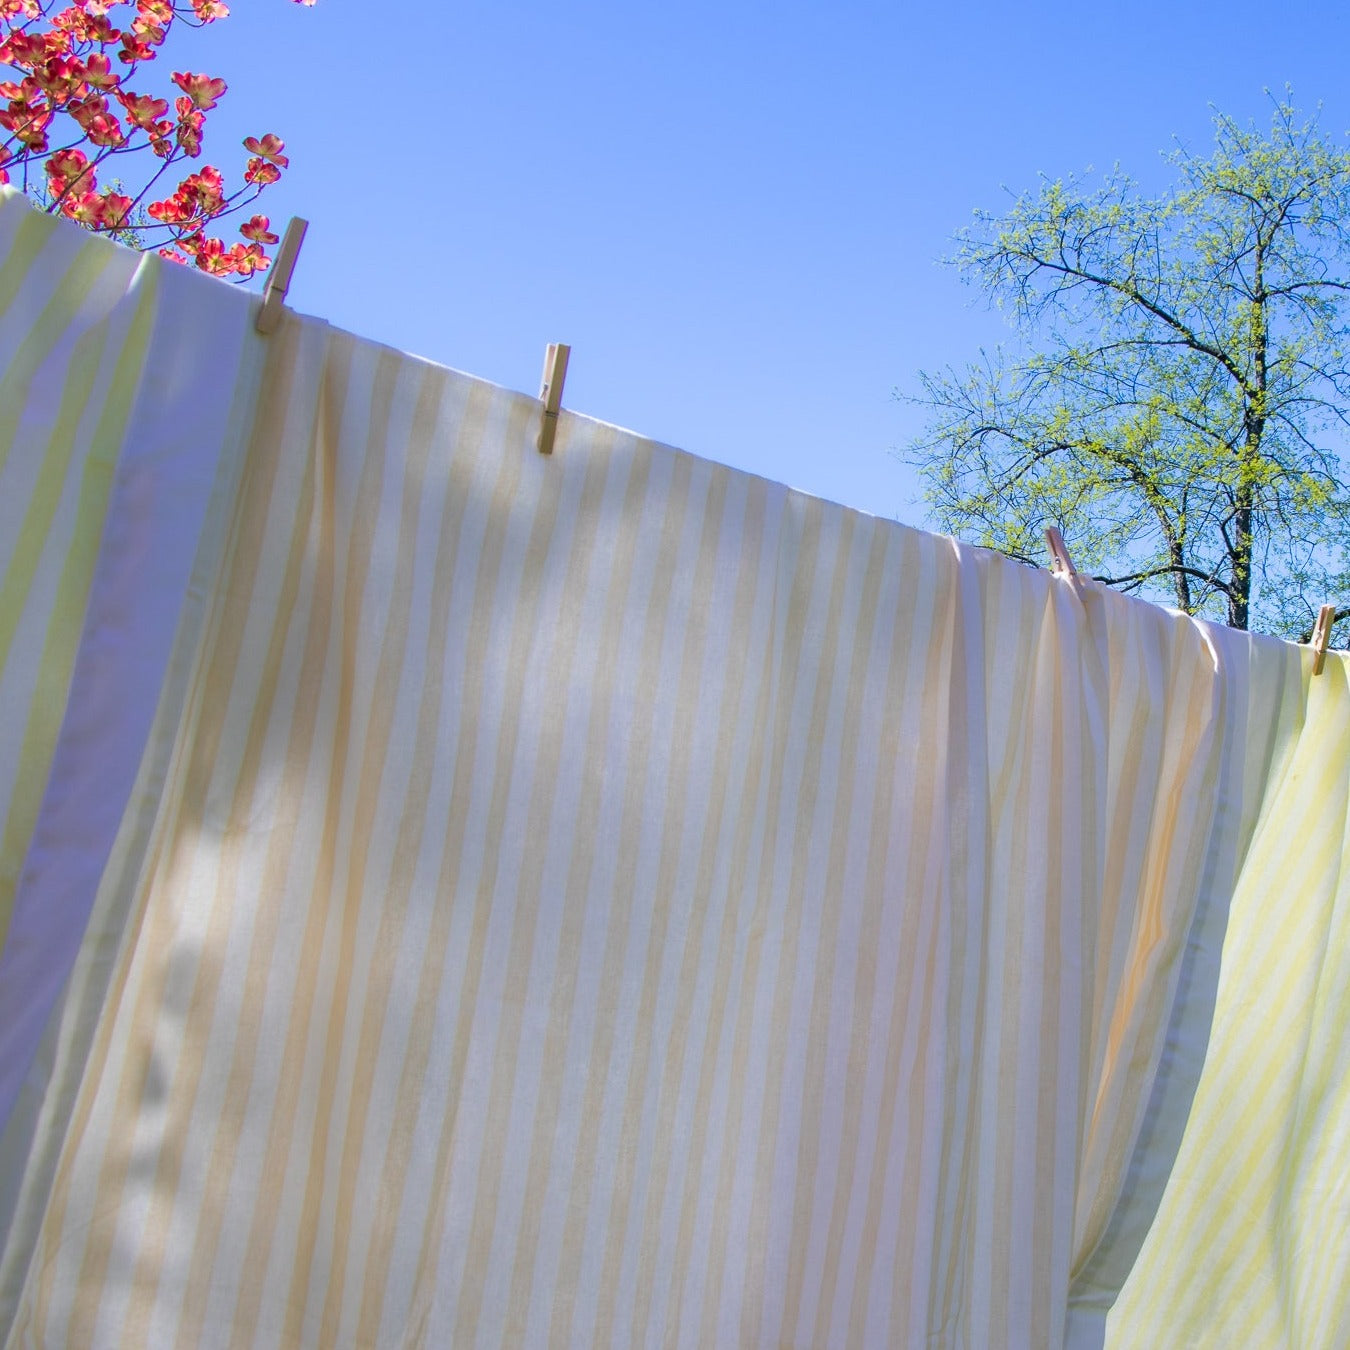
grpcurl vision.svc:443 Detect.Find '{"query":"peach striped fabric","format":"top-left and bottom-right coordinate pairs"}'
top-left (0, 198), bottom-right (1344, 1347)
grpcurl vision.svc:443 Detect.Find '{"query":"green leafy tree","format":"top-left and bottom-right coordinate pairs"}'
top-left (909, 98), bottom-right (1350, 637)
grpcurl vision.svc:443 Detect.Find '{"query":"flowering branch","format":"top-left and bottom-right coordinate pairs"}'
top-left (0, 0), bottom-right (316, 280)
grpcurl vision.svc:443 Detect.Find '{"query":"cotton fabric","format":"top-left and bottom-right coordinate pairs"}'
top-left (0, 188), bottom-right (263, 1234)
top-left (1104, 655), bottom-right (1350, 1347)
top-left (0, 191), bottom-right (158, 953)
top-left (0, 192), bottom-right (1344, 1347)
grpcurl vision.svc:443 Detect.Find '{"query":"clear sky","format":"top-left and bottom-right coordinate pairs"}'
top-left (179, 0), bottom-right (1350, 527)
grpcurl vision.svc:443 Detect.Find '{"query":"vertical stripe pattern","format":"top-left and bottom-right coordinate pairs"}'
top-left (0, 191), bottom-right (259, 1337)
top-left (0, 188), bottom-right (157, 948)
top-left (1106, 649), bottom-right (1350, 1348)
top-left (1, 200), bottom-right (1346, 1347)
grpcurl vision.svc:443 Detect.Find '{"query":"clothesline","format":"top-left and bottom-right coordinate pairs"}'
top-left (257, 214), bottom-right (1345, 681)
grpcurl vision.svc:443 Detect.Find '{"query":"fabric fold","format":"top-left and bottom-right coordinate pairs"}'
top-left (0, 197), bottom-right (1343, 1348)
top-left (1105, 649), bottom-right (1350, 1347)
top-left (0, 188), bottom-right (262, 1326)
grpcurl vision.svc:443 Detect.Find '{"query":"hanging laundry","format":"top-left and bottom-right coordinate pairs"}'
top-left (0, 186), bottom-right (264, 1139)
top-left (1104, 660), bottom-right (1350, 1346)
top-left (0, 190), bottom-right (1342, 1348)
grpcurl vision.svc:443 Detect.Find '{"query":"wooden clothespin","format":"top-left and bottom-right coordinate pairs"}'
top-left (1311, 602), bottom-right (1337, 675)
top-left (537, 342), bottom-right (570, 455)
top-left (1044, 526), bottom-right (1077, 578)
top-left (255, 217), bottom-right (308, 335)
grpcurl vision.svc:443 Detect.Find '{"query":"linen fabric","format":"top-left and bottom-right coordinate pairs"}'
top-left (0, 189), bottom-right (263, 1238)
top-left (0, 188), bottom-right (159, 952)
top-left (0, 195), bottom-right (1343, 1347)
top-left (1104, 656), bottom-right (1350, 1347)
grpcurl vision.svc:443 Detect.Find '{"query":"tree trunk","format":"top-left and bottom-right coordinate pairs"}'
top-left (1230, 493), bottom-right (1253, 629)
top-left (1231, 242), bottom-right (1267, 633)
top-left (1171, 539), bottom-right (1192, 613)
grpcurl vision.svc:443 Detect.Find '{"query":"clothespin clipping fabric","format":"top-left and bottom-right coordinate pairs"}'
top-left (1311, 603), bottom-right (1337, 676)
top-left (1044, 526), bottom-right (1077, 578)
top-left (537, 343), bottom-right (570, 455)
top-left (255, 217), bottom-right (309, 336)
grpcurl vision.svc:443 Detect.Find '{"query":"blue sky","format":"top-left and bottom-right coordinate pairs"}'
top-left (181, 0), bottom-right (1350, 525)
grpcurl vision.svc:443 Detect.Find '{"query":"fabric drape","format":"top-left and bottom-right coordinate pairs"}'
top-left (0, 191), bottom-right (263, 1267)
top-left (0, 196), bottom-right (158, 952)
top-left (0, 191), bottom-right (1344, 1347)
top-left (1105, 662), bottom-right (1350, 1346)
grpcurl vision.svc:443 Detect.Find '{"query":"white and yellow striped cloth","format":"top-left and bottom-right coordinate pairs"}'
top-left (0, 191), bottom-right (158, 950)
top-left (1105, 659), bottom-right (1350, 1347)
top-left (0, 190), bottom-right (1346, 1347)
top-left (0, 186), bottom-right (263, 1207)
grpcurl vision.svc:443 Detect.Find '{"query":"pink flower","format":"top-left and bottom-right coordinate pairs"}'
top-left (241, 132), bottom-right (287, 167)
top-left (243, 156), bottom-right (280, 186)
top-left (175, 104), bottom-right (204, 154)
top-left (83, 54), bottom-right (118, 90)
top-left (101, 191), bottom-right (132, 226)
top-left (45, 145), bottom-right (93, 194)
top-left (118, 33), bottom-right (158, 64)
top-left (63, 189), bottom-right (109, 225)
top-left (240, 213), bottom-right (279, 243)
top-left (171, 70), bottom-right (226, 110)
top-left (229, 240), bottom-right (269, 276)
top-left (117, 89), bottom-right (169, 130)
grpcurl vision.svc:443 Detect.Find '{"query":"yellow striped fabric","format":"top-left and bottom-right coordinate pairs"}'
top-left (0, 187), bottom-right (158, 948)
top-left (0, 191), bottom-right (261, 1253)
top-left (1106, 654), bottom-right (1350, 1348)
top-left (0, 255), bottom-right (1317, 1346)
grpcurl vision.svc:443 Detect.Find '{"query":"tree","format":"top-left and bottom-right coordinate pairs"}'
top-left (0, 0), bottom-right (315, 279)
top-left (908, 98), bottom-right (1350, 637)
